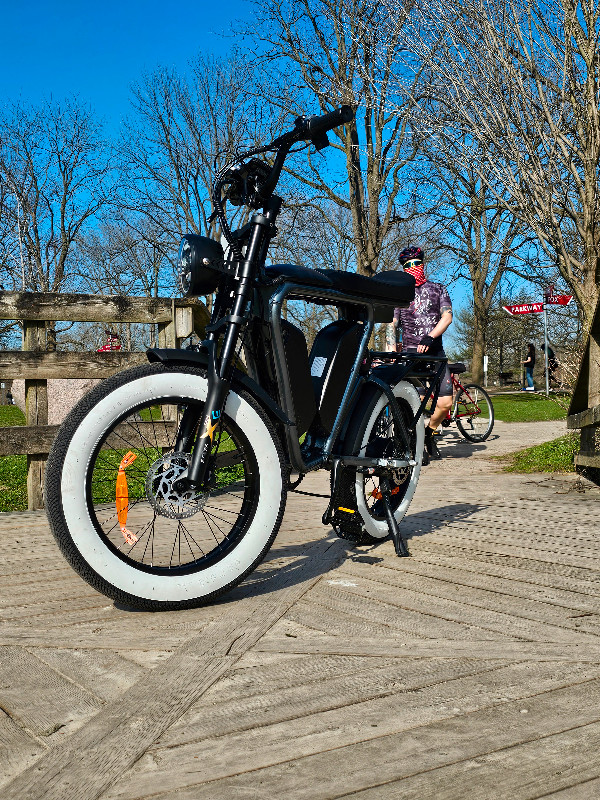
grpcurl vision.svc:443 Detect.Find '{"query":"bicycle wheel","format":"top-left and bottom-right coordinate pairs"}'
top-left (455, 383), bottom-right (494, 442)
top-left (332, 380), bottom-right (424, 544)
top-left (45, 362), bottom-right (287, 610)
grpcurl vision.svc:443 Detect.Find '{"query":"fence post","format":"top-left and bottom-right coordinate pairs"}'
top-left (23, 321), bottom-right (48, 510)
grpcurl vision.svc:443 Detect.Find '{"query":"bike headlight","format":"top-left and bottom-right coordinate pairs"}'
top-left (177, 234), bottom-right (225, 297)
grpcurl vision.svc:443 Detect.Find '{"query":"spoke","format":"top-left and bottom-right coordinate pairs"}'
top-left (202, 508), bottom-right (225, 544)
top-left (179, 519), bottom-right (206, 558)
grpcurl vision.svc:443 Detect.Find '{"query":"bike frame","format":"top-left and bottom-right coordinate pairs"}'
top-left (159, 109), bottom-right (447, 492)
top-left (448, 375), bottom-right (483, 422)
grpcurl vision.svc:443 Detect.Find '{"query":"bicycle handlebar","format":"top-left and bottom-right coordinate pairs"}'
top-left (256, 106), bottom-right (354, 200)
top-left (298, 105), bottom-right (354, 139)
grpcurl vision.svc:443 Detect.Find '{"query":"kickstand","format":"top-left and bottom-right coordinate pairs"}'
top-left (380, 474), bottom-right (410, 557)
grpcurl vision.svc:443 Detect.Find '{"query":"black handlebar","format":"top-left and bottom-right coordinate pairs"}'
top-left (298, 105), bottom-right (354, 139)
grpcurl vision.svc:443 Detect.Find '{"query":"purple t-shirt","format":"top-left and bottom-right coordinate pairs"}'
top-left (394, 281), bottom-right (452, 352)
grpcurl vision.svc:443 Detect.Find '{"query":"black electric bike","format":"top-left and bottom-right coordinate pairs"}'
top-left (45, 107), bottom-right (447, 610)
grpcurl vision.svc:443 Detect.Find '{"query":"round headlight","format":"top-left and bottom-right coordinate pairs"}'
top-left (177, 234), bottom-right (225, 297)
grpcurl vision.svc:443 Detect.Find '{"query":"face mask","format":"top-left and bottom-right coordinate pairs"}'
top-left (403, 259), bottom-right (426, 286)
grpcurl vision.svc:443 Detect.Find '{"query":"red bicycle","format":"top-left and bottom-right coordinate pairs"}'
top-left (441, 363), bottom-right (495, 442)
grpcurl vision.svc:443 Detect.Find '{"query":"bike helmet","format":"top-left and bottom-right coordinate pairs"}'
top-left (398, 246), bottom-right (424, 266)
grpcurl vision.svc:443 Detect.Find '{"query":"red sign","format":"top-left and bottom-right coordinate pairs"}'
top-left (503, 303), bottom-right (544, 316)
top-left (545, 294), bottom-right (573, 306)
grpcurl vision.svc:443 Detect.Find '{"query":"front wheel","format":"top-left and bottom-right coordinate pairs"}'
top-left (45, 363), bottom-right (287, 610)
top-left (455, 383), bottom-right (495, 442)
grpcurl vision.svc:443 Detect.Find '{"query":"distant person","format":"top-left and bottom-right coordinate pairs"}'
top-left (393, 246), bottom-right (453, 463)
top-left (523, 343), bottom-right (535, 391)
top-left (541, 342), bottom-right (559, 386)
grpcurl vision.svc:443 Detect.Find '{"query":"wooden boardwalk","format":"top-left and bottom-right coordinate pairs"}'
top-left (2, 420), bottom-right (600, 799)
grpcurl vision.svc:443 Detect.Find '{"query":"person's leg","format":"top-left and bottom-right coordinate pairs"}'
top-left (425, 364), bottom-right (453, 460)
top-left (429, 394), bottom-right (452, 429)
top-left (526, 366), bottom-right (534, 389)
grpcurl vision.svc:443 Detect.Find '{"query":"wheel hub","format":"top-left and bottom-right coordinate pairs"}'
top-left (145, 452), bottom-right (208, 519)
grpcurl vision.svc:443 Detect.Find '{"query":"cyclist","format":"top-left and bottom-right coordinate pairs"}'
top-left (392, 246), bottom-right (453, 462)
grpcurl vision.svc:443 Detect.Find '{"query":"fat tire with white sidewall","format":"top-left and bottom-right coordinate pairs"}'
top-left (332, 380), bottom-right (424, 545)
top-left (45, 363), bottom-right (287, 610)
top-left (355, 381), bottom-right (424, 539)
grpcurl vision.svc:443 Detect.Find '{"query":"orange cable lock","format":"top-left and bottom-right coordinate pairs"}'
top-left (116, 451), bottom-right (138, 545)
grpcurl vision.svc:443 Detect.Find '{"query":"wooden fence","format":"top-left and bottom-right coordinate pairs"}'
top-left (0, 292), bottom-right (209, 510)
top-left (567, 294), bottom-right (600, 475)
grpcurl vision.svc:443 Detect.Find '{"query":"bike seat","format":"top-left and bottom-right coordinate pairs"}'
top-left (449, 362), bottom-right (466, 374)
top-left (264, 264), bottom-right (334, 289)
top-left (265, 265), bottom-right (415, 306)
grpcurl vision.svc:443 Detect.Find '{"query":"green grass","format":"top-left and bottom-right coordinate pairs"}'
top-left (499, 433), bottom-right (579, 474)
top-left (490, 392), bottom-right (568, 423)
top-left (0, 407), bottom-right (28, 510)
top-left (0, 405), bottom-right (25, 426)
top-left (0, 455), bottom-right (28, 511)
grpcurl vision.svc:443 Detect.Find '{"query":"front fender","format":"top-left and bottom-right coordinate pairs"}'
top-left (146, 348), bottom-right (291, 426)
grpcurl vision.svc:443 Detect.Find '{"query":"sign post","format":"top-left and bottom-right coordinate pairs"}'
top-left (503, 291), bottom-right (573, 396)
top-left (542, 302), bottom-right (549, 397)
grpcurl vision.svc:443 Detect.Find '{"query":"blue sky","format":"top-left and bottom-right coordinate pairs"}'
top-left (0, 0), bottom-right (489, 329)
top-left (0, 0), bottom-right (252, 129)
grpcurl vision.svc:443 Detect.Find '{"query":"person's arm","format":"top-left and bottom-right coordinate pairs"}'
top-left (417, 309), bottom-right (452, 353)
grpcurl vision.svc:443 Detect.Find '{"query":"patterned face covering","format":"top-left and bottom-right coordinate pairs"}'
top-left (403, 259), bottom-right (426, 286)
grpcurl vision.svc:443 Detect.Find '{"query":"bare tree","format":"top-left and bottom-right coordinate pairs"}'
top-left (389, 0), bottom-right (600, 329)
top-left (248, 0), bottom-right (421, 276)
top-left (0, 97), bottom-right (113, 293)
top-left (415, 139), bottom-right (533, 381)
top-left (119, 53), bottom-right (283, 273)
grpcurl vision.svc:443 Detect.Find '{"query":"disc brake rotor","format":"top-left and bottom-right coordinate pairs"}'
top-left (145, 452), bottom-right (208, 519)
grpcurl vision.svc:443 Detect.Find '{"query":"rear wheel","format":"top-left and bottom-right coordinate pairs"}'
top-left (45, 363), bottom-right (287, 610)
top-left (455, 383), bottom-right (494, 442)
top-left (332, 381), bottom-right (424, 545)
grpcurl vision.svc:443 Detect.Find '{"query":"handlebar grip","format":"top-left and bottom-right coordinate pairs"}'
top-left (304, 105), bottom-right (354, 138)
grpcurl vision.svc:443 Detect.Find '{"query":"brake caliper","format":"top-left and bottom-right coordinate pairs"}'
top-left (116, 451), bottom-right (138, 545)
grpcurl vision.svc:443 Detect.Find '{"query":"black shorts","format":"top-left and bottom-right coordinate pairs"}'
top-left (405, 347), bottom-right (453, 398)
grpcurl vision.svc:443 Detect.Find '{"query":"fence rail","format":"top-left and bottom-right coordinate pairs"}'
top-left (0, 291), bottom-right (209, 510)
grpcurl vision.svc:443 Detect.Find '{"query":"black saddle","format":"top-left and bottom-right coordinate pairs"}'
top-left (264, 264), bottom-right (415, 306)
top-left (448, 362), bottom-right (466, 374)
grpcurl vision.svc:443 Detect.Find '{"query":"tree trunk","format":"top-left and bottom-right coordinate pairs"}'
top-left (471, 309), bottom-right (486, 384)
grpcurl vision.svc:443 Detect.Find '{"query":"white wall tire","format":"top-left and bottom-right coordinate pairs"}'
top-left (354, 381), bottom-right (424, 539)
top-left (45, 364), bottom-right (287, 610)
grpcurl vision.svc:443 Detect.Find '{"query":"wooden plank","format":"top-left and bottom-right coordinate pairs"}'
top-left (146, 678), bottom-right (600, 800)
top-left (0, 647), bottom-right (102, 737)
top-left (1, 536), bottom-right (346, 800)
top-left (338, 561), bottom-right (600, 634)
top-left (0, 350), bottom-right (147, 380)
top-left (253, 636), bottom-right (600, 663)
top-left (381, 552), bottom-right (600, 616)
top-left (567, 403), bottom-right (600, 430)
top-left (0, 292), bottom-right (206, 324)
top-left (575, 452), bottom-right (600, 468)
top-left (539, 778), bottom-right (600, 798)
top-left (23, 321), bottom-right (48, 510)
top-left (0, 711), bottom-right (44, 790)
top-left (31, 648), bottom-right (148, 703)
top-left (403, 549), bottom-right (600, 605)
top-left (104, 661), bottom-right (600, 799)
top-left (413, 539), bottom-right (600, 587)
top-left (159, 657), bottom-right (506, 751)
